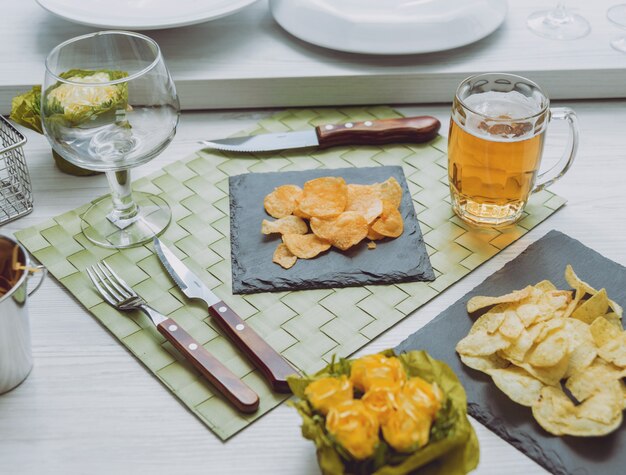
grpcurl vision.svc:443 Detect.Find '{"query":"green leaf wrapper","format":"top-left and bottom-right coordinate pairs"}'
top-left (10, 69), bottom-right (129, 176)
top-left (287, 350), bottom-right (479, 475)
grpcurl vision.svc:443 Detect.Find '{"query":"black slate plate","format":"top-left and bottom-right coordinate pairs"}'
top-left (229, 166), bottom-right (434, 294)
top-left (396, 230), bottom-right (626, 475)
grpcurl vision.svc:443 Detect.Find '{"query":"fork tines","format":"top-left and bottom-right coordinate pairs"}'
top-left (87, 261), bottom-right (137, 307)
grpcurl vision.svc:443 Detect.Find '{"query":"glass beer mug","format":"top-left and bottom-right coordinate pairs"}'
top-left (448, 73), bottom-right (578, 227)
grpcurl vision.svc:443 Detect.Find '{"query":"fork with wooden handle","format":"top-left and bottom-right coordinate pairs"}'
top-left (86, 261), bottom-right (259, 413)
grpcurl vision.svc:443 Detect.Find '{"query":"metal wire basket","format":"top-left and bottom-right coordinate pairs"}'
top-left (0, 115), bottom-right (33, 225)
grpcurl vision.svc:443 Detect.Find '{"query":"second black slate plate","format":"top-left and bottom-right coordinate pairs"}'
top-left (229, 166), bottom-right (434, 294)
top-left (396, 230), bottom-right (626, 475)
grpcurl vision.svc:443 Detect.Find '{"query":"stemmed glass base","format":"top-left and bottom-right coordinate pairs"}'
top-left (81, 190), bottom-right (171, 249)
top-left (527, 5), bottom-right (591, 40)
top-left (608, 4), bottom-right (626, 53)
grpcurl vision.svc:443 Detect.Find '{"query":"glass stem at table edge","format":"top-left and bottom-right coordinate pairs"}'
top-left (105, 169), bottom-right (140, 228)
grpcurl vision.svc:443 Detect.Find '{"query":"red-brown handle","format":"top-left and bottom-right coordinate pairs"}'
top-left (157, 318), bottom-right (259, 413)
top-left (209, 301), bottom-right (298, 393)
top-left (315, 116), bottom-right (441, 149)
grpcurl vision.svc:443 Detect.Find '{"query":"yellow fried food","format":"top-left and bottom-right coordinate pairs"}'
top-left (326, 400), bottom-right (380, 460)
top-left (350, 353), bottom-right (406, 392)
top-left (382, 395), bottom-right (432, 452)
top-left (282, 234), bottom-right (330, 259)
top-left (370, 200), bottom-right (404, 238)
top-left (261, 215), bottom-right (308, 235)
top-left (264, 184), bottom-right (302, 218)
top-left (297, 176), bottom-right (348, 218)
top-left (304, 375), bottom-right (353, 415)
top-left (310, 212), bottom-right (368, 251)
top-left (457, 266), bottom-right (626, 437)
top-left (378, 177), bottom-right (403, 209)
top-left (272, 243), bottom-right (297, 269)
top-left (346, 184), bottom-right (384, 224)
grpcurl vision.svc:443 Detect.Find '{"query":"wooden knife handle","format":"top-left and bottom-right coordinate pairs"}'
top-left (209, 301), bottom-right (298, 393)
top-left (315, 116), bottom-right (441, 149)
top-left (157, 318), bottom-right (259, 413)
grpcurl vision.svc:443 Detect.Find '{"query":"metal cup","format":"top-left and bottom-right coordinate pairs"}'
top-left (0, 235), bottom-right (46, 394)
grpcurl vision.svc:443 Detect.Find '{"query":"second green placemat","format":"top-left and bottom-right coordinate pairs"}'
top-left (15, 106), bottom-right (566, 440)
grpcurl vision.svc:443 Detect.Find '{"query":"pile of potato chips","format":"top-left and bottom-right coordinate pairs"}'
top-left (262, 176), bottom-right (404, 269)
top-left (456, 265), bottom-right (626, 437)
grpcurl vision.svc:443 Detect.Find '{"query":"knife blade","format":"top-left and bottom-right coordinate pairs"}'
top-left (154, 238), bottom-right (298, 393)
top-left (200, 116), bottom-right (441, 153)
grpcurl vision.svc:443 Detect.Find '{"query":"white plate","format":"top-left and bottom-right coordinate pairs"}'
top-left (270, 0), bottom-right (508, 55)
top-left (36, 0), bottom-right (260, 30)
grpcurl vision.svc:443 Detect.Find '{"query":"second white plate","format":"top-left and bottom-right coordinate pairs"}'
top-left (36, 0), bottom-right (259, 30)
top-left (270, 0), bottom-right (508, 55)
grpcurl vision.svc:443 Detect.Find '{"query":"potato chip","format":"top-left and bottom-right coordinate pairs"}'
top-left (498, 310), bottom-right (525, 340)
top-left (460, 353), bottom-right (510, 374)
top-left (469, 307), bottom-right (506, 335)
top-left (455, 330), bottom-right (511, 357)
top-left (564, 265), bottom-right (623, 318)
top-left (261, 216), bottom-right (308, 235)
top-left (466, 286), bottom-right (533, 314)
top-left (282, 234), bottom-right (331, 259)
top-left (378, 177), bottom-right (403, 208)
top-left (604, 312), bottom-right (623, 329)
top-left (310, 212), bottom-right (368, 251)
top-left (488, 366), bottom-right (544, 407)
top-left (565, 341), bottom-right (597, 379)
top-left (264, 185), bottom-right (303, 218)
top-left (272, 243), bottom-right (297, 269)
top-left (572, 288), bottom-right (610, 324)
top-left (566, 361), bottom-right (626, 402)
top-left (527, 330), bottom-right (569, 367)
top-left (590, 316), bottom-right (621, 347)
top-left (534, 280), bottom-right (557, 292)
top-left (500, 326), bottom-right (540, 363)
top-left (518, 354), bottom-right (569, 386)
top-left (534, 318), bottom-right (566, 343)
top-left (515, 302), bottom-right (543, 327)
top-left (532, 385), bottom-right (623, 436)
top-left (297, 177), bottom-right (348, 218)
top-left (292, 206), bottom-right (311, 220)
top-left (370, 201), bottom-right (404, 238)
top-left (367, 242), bottom-right (376, 250)
top-left (366, 226), bottom-right (385, 241)
top-left (597, 337), bottom-right (626, 367)
top-left (346, 184), bottom-right (384, 224)
top-left (577, 380), bottom-right (625, 425)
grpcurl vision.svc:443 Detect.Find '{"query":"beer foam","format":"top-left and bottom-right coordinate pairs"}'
top-left (464, 91), bottom-right (542, 119)
top-left (461, 91), bottom-right (543, 142)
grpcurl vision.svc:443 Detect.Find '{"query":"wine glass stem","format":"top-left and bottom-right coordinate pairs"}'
top-left (550, 3), bottom-right (568, 22)
top-left (106, 170), bottom-right (139, 227)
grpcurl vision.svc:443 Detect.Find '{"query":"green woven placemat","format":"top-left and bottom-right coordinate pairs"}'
top-left (15, 106), bottom-right (566, 440)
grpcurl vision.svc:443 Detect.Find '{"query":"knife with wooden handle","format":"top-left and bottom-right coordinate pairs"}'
top-left (154, 238), bottom-right (298, 393)
top-left (200, 116), bottom-right (441, 153)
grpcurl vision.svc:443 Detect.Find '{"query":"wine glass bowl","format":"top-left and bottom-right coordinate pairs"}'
top-left (42, 31), bottom-right (180, 248)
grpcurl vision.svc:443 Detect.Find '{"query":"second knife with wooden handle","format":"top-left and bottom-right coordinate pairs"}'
top-left (199, 116), bottom-right (441, 153)
top-left (154, 238), bottom-right (298, 393)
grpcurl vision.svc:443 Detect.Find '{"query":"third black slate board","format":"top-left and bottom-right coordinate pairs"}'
top-left (396, 230), bottom-right (626, 475)
top-left (229, 165), bottom-right (434, 294)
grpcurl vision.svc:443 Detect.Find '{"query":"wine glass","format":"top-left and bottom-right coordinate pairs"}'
top-left (42, 31), bottom-right (180, 249)
top-left (527, 3), bottom-right (590, 40)
top-left (607, 4), bottom-right (626, 52)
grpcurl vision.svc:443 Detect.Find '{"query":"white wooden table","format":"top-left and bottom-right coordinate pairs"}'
top-left (2, 0), bottom-right (626, 112)
top-left (1, 98), bottom-right (625, 474)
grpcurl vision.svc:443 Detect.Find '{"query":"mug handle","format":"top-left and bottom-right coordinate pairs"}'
top-left (533, 107), bottom-right (579, 193)
top-left (27, 265), bottom-right (47, 296)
